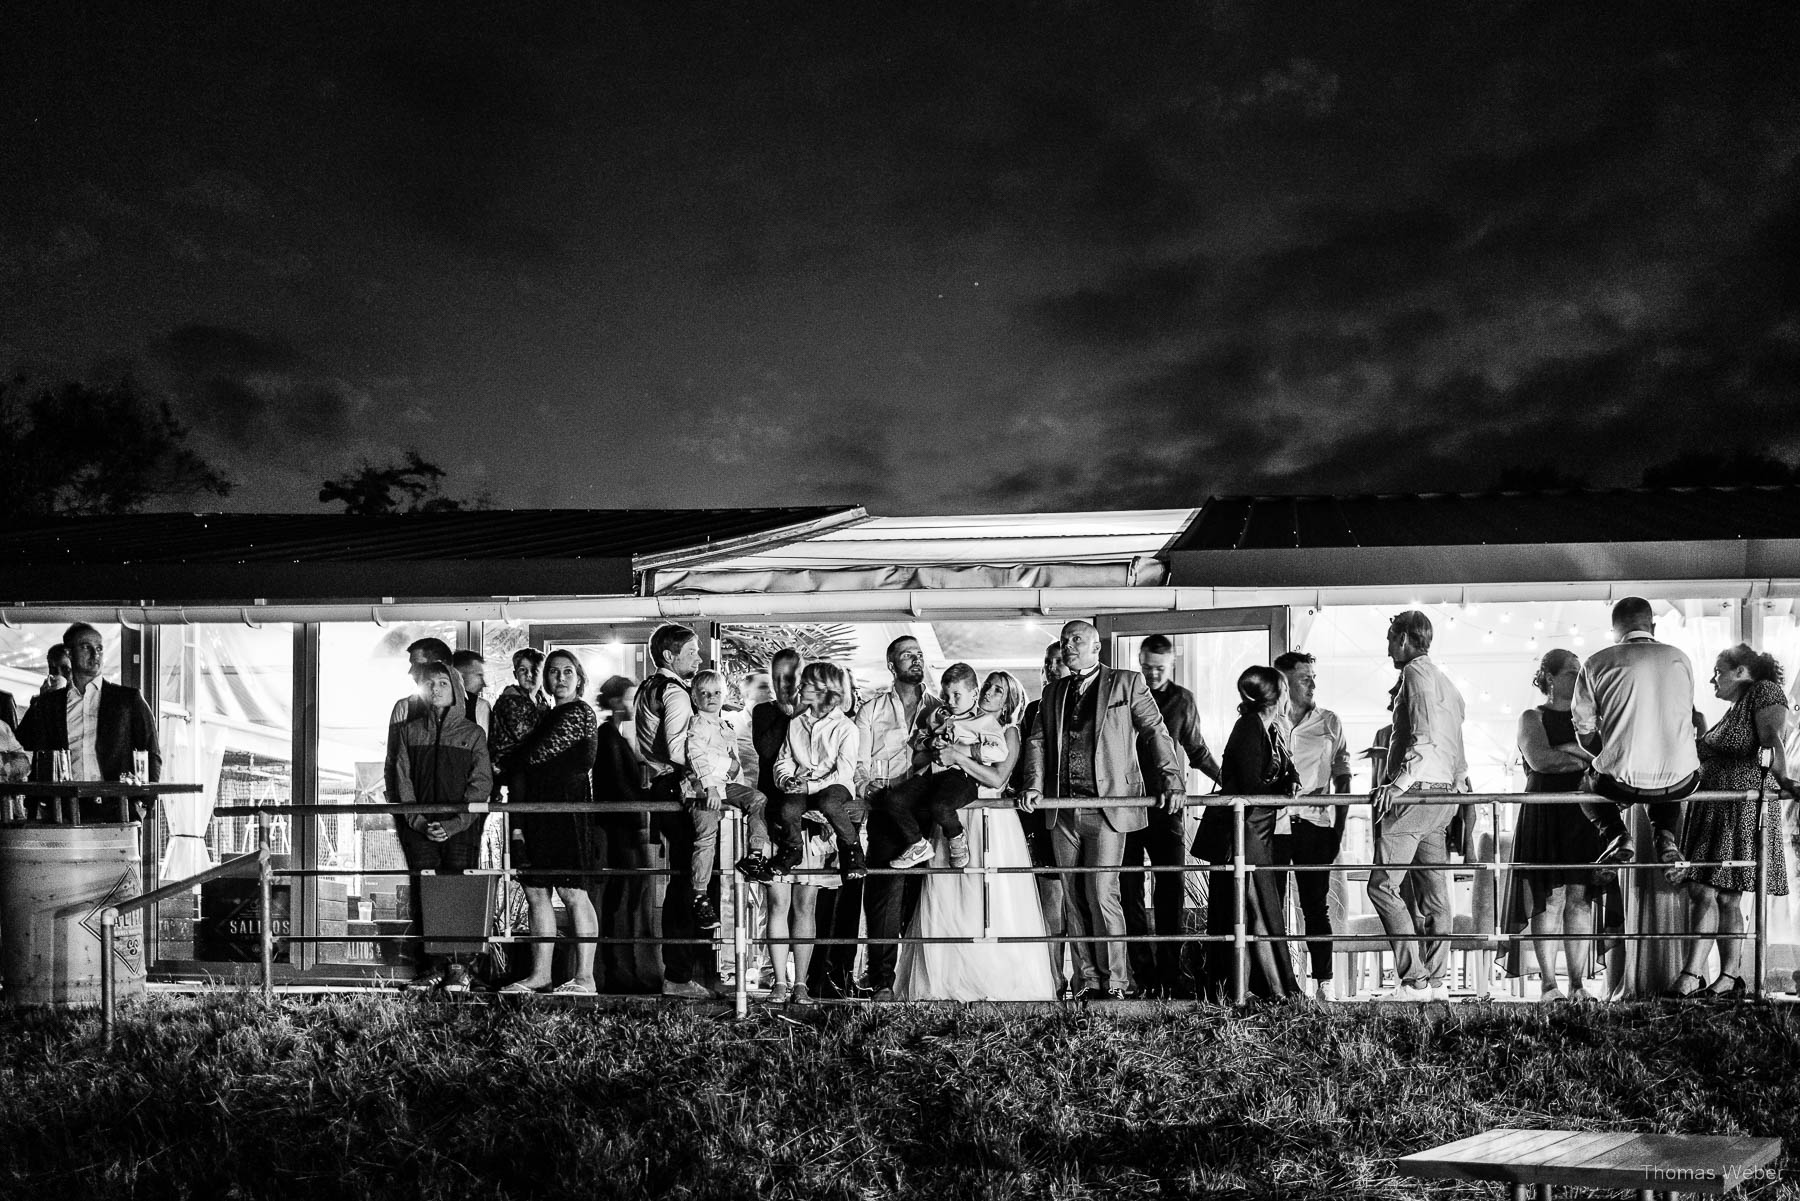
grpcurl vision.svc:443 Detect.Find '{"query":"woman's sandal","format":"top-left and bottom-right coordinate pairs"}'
top-left (551, 979), bottom-right (596, 996)
top-left (1661, 970), bottom-right (1706, 1000)
top-left (1705, 973), bottom-right (1748, 1000)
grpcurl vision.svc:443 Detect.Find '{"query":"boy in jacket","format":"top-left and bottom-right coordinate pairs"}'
top-left (386, 661), bottom-right (494, 991)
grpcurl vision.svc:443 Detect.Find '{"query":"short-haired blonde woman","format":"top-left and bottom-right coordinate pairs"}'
top-left (1667, 644), bottom-right (1792, 997)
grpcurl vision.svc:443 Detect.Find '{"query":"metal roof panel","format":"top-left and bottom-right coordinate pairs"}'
top-left (1171, 488), bottom-right (1800, 551)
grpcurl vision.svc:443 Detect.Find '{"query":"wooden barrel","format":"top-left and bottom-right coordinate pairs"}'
top-left (0, 823), bottom-right (144, 1006)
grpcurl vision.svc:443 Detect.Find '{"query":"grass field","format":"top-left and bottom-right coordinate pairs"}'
top-left (2, 994), bottom-right (1796, 1200)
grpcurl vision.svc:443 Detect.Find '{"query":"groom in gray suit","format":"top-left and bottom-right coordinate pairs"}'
top-left (1021, 620), bottom-right (1184, 999)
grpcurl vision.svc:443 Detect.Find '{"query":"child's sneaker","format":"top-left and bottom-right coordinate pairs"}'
top-left (735, 850), bottom-right (775, 883)
top-left (947, 833), bottom-right (970, 868)
top-left (891, 838), bottom-right (933, 869)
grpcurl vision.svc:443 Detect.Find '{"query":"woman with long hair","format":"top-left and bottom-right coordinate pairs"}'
top-left (1191, 665), bottom-right (1300, 1002)
top-left (499, 649), bottom-right (601, 995)
top-left (1666, 643), bottom-right (1792, 997)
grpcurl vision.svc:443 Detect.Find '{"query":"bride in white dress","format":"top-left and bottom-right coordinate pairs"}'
top-left (895, 670), bottom-right (1057, 1001)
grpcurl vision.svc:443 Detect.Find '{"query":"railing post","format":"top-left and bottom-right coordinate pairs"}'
top-left (729, 810), bottom-right (749, 1019)
top-left (1754, 787), bottom-right (1768, 1002)
top-left (100, 908), bottom-right (117, 1049)
top-left (983, 807), bottom-right (994, 942)
top-left (500, 808), bottom-right (515, 952)
top-left (1233, 795), bottom-right (1248, 1007)
top-left (258, 846), bottom-right (274, 1005)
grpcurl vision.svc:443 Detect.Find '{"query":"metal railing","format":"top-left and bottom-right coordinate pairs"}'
top-left (198, 787), bottom-right (1782, 1014)
top-left (102, 842), bottom-right (274, 1046)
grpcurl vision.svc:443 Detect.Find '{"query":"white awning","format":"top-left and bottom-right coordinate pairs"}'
top-left (652, 509), bottom-right (1196, 594)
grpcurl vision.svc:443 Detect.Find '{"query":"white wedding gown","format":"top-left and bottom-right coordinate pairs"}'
top-left (893, 804), bottom-right (1057, 1001)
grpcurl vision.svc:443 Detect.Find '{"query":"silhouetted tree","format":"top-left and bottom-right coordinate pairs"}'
top-left (0, 378), bottom-right (233, 520)
top-left (1641, 451), bottom-right (1800, 487)
top-left (318, 449), bottom-right (489, 514)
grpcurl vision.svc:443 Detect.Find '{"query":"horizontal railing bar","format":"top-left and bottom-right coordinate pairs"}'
top-left (117, 848), bottom-right (267, 915)
top-left (267, 930), bottom-right (1756, 946)
top-left (257, 858), bottom-right (1756, 882)
top-left (214, 790), bottom-right (1767, 818)
top-left (8, 782), bottom-right (203, 798)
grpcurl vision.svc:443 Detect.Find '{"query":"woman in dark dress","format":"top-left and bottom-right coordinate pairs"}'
top-left (1667, 644), bottom-right (1793, 997)
top-left (1191, 665), bottom-right (1300, 1003)
top-left (592, 674), bottom-right (657, 992)
top-left (499, 649), bottom-right (600, 995)
top-left (1506, 649), bottom-right (1605, 1001)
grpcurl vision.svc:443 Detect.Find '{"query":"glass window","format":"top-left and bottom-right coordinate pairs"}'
top-left (719, 620), bottom-right (1063, 711)
top-left (0, 623), bottom-right (120, 705)
top-left (315, 621), bottom-right (458, 967)
top-left (1298, 599), bottom-right (1736, 796)
top-left (152, 623), bottom-right (293, 963)
top-left (1113, 630), bottom-right (1263, 795)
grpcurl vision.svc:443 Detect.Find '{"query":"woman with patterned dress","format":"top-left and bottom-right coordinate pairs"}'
top-left (1667, 644), bottom-right (1792, 998)
top-left (499, 650), bottom-right (601, 995)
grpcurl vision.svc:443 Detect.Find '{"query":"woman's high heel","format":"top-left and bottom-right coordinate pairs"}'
top-left (1661, 970), bottom-right (1706, 1000)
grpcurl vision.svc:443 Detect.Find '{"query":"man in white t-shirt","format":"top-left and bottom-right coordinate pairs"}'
top-left (1273, 651), bottom-right (1352, 1001)
top-left (1572, 596), bottom-right (1701, 869)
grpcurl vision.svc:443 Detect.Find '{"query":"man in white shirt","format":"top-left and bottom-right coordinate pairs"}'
top-left (18, 623), bottom-right (160, 822)
top-left (635, 622), bottom-right (714, 1000)
top-left (1572, 596), bottom-right (1701, 868)
top-left (855, 635), bottom-right (940, 1001)
top-left (1368, 611), bottom-right (1466, 1002)
top-left (1273, 651), bottom-right (1352, 1001)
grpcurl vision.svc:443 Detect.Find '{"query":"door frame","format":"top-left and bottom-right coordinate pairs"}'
top-left (1096, 606), bottom-right (1289, 666)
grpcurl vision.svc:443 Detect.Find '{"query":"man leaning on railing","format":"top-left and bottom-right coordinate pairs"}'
top-left (1367, 610), bottom-right (1467, 1003)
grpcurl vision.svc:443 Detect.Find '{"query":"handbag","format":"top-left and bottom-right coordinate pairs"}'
top-left (1265, 725), bottom-right (1302, 796)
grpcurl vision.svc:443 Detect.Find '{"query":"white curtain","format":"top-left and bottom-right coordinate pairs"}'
top-left (160, 723), bottom-right (226, 880)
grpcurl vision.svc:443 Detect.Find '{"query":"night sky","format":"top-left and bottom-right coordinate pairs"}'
top-left (6, 2), bottom-right (1799, 514)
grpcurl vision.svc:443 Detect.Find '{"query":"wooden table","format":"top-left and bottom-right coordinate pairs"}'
top-left (3, 781), bottom-right (203, 824)
top-left (1394, 1128), bottom-right (1783, 1199)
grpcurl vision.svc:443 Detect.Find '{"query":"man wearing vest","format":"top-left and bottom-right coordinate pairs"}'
top-left (1021, 620), bottom-right (1184, 1000)
top-left (635, 623), bottom-right (716, 1000)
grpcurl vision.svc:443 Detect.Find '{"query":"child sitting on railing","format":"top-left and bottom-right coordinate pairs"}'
top-left (771, 661), bottom-right (867, 883)
top-left (685, 669), bottom-right (773, 891)
top-left (882, 662), bottom-right (1002, 870)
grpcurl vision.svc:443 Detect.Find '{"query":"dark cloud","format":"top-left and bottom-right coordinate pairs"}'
top-left (7, 2), bottom-right (1800, 515)
top-left (148, 325), bottom-right (367, 453)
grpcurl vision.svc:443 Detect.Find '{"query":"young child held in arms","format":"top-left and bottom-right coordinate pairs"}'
top-left (883, 662), bottom-right (1004, 870)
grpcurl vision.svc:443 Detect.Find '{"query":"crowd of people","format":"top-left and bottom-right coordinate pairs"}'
top-left (378, 594), bottom-right (1795, 1004)
top-left (0, 610), bottom-right (1777, 1005)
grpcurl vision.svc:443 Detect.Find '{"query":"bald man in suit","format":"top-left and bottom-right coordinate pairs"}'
top-left (1021, 620), bottom-right (1184, 1000)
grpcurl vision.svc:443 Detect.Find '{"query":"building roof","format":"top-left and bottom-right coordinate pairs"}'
top-left (1176, 487), bottom-right (1800, 552)
top-left (1170, 487), bottom-right (1800, 590)
top-left (653, 509), bottom-right (1195, 593)
top-left (0, 507), bottom-right (860, 604)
